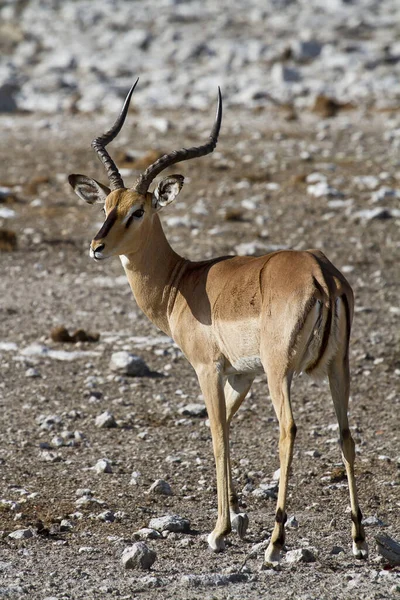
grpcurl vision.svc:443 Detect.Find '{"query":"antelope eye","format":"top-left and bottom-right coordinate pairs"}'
top-left (133, 209), bottom-right (144, 218)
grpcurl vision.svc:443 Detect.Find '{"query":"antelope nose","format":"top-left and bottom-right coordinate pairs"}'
top-left (95, 243), bottom-right (105, 253)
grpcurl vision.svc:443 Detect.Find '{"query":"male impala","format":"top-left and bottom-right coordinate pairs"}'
top-left (69, 80), bottom-right (368, 566)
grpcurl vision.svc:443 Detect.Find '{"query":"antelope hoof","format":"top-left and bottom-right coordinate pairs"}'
top-left (208, 531), bottom-right (226, 552)
top-left (231, 512), bottom-right (249, 539)
top-left (353, 540), bottom-right (368, 559)
top-left (263, 543), bottom-right (282, 567)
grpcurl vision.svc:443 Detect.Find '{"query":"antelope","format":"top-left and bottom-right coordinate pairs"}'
top-left (69, 80), bottom-right (368, 566)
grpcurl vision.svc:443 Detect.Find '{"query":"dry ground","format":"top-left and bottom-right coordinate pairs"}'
top-left (0, 103), bottom-right (399, 599)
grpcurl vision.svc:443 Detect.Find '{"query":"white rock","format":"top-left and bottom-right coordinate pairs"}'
top-left (0, 207), bottom-right (16, 219)
top-left (122, 542), bottom-right (156, 570)
top-left (94, 458), bottom-right (113, 474)
top-left (371, 187), bottom-right (400, 203)
top-left (25, 367), bottom-right (41, 378)
top-left (178, 403), bottom-right (207, 417)
top-left (148, 514), bottom-right (190, 533)
top-left (287, 516), bottom-right (299, 529)
top-left (307, 181), bottom-right (342, 198)
top-left (8, 528), bottom-right (33, 540)
top-left (133, 528), bottom-right (162, 541)
top-left (95, 410), bottom-right (117, 428)
top-left (285, 548), bottom-right (316, 564)
top-left (109, 351), bottom-right (150, 377)
top-left (96, 510), bottom-right (115, 522)
top-left (148, 479), bottom-right (172, 496)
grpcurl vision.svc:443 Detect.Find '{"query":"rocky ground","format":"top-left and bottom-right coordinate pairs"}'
top-left (1, 1), bottom-right (400, 599)
top-left (1, 99), bottom-right (399, 599)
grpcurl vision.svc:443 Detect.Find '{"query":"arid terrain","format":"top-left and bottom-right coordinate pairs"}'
top-left (0, 99), bottom-right (399, 600)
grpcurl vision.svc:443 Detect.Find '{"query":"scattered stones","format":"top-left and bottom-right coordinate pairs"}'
top-left (330, 546), bottom-right (345, 555)
top-left (109, 351), bottom-right (150, 377)
top-left (148, 514), bottom-right (190, 533)
top-left (147, 479), bottom-right (173, 496)
top-left (95, 411), bottom-right (117, 429)
top-left (180, 573), bottom-right (249, 588)
top-left (121, 542), bottom-right (156, 570)
top-left (362, 515), bottom-right (385, 527)
top-left (307, 181), bottom-right (342, 199)
top-left (353, 207), bottom-right (397, 221)
top-left (375, 533), bottom-right (400, 566)
top-left (25, 367), bottom-right (41, 378)
top-left (96, 510), bottom-right (115, 523)
top-left (285, 548), bottom-right (316, 564)
top-left (286, 516), bottom-right (299, 529)
top-left (133, 528), bottom-right (163, 541)
top-left (271, 63), bottom-right (301, 84)
top-left (37, 414), bottom-right (62, 430)
top-left (178, 403), bottom-right (207, 418)
top-left (8, 528), bottom-right (33, 540)
top-left (291, 39), bottom-right (323, 62)
top-left (94, 458), bottom-right (113, 474)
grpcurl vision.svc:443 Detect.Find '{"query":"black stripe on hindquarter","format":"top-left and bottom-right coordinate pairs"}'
top-left (341, 294), bottom-right (351, 361)
top-left (94, 207), bottom-right (117, 240)
top-left (306, 301), bottom-right (332, 373)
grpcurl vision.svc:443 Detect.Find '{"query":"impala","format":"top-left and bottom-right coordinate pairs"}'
top-left (69, 80), bottom-right (368, 566)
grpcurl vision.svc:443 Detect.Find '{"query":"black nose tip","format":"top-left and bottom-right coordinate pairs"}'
top-left (95, 243), bottom-right (105, 253)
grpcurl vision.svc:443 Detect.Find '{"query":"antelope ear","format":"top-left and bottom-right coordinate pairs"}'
top-left (68, 174), bottom-right (110, 205)
top-left (152, 174), bottom-right (184, 210)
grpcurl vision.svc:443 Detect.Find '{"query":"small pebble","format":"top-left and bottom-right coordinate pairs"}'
top-left (122, 542), bottom-right (156, 570)
top-left (94, 458), bottom-right (113, 474)
top-left (8, 528), bottom-right (33, 540)
top-left (95, 411), bottom-right (117, 429)
top-left (148, 514), bottom-right (190, 533)
top-left (148, 479), bottom-right (172, 496)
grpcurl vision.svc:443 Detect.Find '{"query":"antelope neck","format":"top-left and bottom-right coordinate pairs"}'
top-left (120, 214), bottom-right (185, 336)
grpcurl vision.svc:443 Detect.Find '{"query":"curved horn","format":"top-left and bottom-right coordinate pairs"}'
top-left (133, 87), bottom-right (222, 195)
top-left (91, 78), bottom-right (139, 191)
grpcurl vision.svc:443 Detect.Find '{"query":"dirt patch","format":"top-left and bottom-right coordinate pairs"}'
top-left (0, 106), bottom-right (399, 600)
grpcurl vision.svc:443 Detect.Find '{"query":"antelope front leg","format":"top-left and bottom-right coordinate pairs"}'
top-left (197, 366), bottom-right (231, 552)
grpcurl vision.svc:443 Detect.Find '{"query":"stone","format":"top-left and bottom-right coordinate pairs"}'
top-left (148, 479), bottom-right (173, 496)
top-left (148, 514), bottom-right (190, 533)
top-left (95, 410), bottom-right (117, 428)
top-left (330, 545), bottom-right (345, 555)
top-left (0, 83), bottom-right (18, 112)
top-left (121, 542), bottom-right (156, 570)
top-left (96, 510), bottom-right (115, 522)
top-left (291, 39), bottom-right (322, 61)
top-left (286, 516), bottom-right (299, 529)
top-left (307, 181), bottom-right (342, 198)
top-left (362, 515), bottom-right (385, 527)
top-left (94, 458), bottom-right (113, 474)
top-left (178, 403), bottom-right (207, 418)
top-left (133, 528), bottom-right (162, 541)
top-left (109, 351), bottom-right (150, 377)
top-left (285, 548), bottom-right (316, 564)
top-left (8, 528), bottom-right (33, 540)
top-left (25, 367), bottom-right (41, 378)
top-left (271, 63), bottom-right (301, 83)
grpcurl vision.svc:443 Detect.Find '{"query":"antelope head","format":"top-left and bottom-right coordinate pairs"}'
top-left (68, 79), bottom-right (222, 260)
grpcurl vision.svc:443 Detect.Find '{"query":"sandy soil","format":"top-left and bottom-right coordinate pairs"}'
top-left (0, 103), bottom-right (399, 599)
